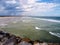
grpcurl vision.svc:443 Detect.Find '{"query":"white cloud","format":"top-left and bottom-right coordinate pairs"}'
top-left (0, 5), bottom-right (5, 12)
top-left (33, 3), bottom-right (58, 12)
top-left (0, 0), bottom-right (58, 16)
top-left (18, 0), bottom-right (58, 12)
top-left (19, 0), bottom-right (35, 5)
top-left (6, 0), bottom-right (16, 4)
top-left (19, 0), bottom-right (36, 11)
top-left (22, 2), bottom-right (59, 16)
top-left (16, 7), bottom-right (20, 9)
top-left (17, 0), bottom-right (59, 16)
top-left (27, 0), bottom-right (36, 4)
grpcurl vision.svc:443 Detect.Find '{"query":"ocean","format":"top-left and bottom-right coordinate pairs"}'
top-left (0, 17), bottom-right (60, 42)
top-left (31, 16), bottom-right (60, 38)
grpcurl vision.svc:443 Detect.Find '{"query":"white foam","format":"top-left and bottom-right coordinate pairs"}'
top-left (0, 23), bottom-right (8, 27)
top-left (22, 20), bottom-right (26, 22)
top-left (35, 27), bottom-right (41, 30)
top-left (36, 18), bottom-right (60, 23)
top-left (12, 21), bottom-right (17, 24)
top-left (22, 19), bottom-right (31, 23)
top-left (49, 32), bottom-right (60, 38)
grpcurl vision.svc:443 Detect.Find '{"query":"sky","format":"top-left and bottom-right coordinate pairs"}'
top-left (0, 0), bottom-right (60, 16)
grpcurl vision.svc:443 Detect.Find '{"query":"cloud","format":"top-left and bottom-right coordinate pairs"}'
top-left (33, 3), bottom-right (58, 12)
top-left (0, 0), bottom-right (24, 16)
top-left (18, 0), bottom-right (36, 11)
top-left (0, 5), bottom-right (5, 12)
top-left (27, 0), bottom-right (36, 4)
top-left (18, 0), bottom-right (58, 12)
top-left (36, 0), bottom-right (60, 3)
top-left (0, 0), bottom-right (60, 16)
top-left (22, 1), bottom-right (59, 16)
top-left (5, 0), bottom-right (17, 4)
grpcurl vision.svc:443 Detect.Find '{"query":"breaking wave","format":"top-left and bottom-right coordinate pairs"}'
top-left (36, 18), bottom-right (60, 23)
top-left (49, 32), bottom-right (60, 38)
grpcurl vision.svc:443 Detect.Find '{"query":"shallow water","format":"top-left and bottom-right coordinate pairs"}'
top-left (0, 17), bottom-right (60, 42)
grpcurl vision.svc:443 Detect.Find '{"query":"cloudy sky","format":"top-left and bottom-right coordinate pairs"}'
top-left (0, 0), bottom-right (60, 16)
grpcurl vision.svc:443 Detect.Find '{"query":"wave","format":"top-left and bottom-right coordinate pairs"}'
top-left (0, 23), bottom-right (8, 27)
top-left (35, 18), bottom-right (60, 23)
top-left (35, 26), bottom-right (41, 30)
top-left (49, 32), bottom-right (60, 38)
